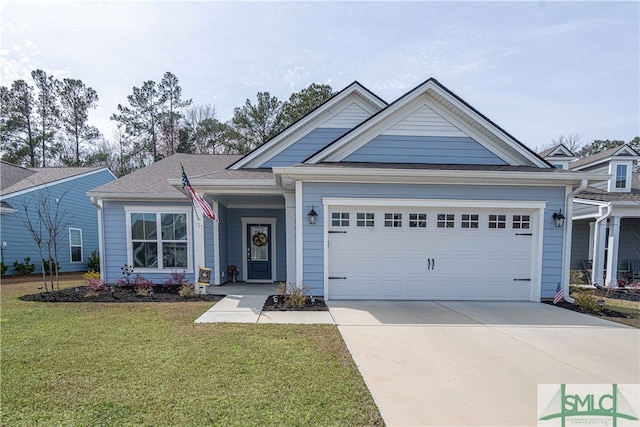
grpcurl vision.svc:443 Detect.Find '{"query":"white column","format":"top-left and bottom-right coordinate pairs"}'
top-left (605, 216), bottom-right (621, 287)
top-left (284, 192), bottom-right (296, 284)
top-left (213, 200), bottom-right (221, 285)
top-left (592, 219), bottom-right (607, 286)
top-left (193, 208), bottom-right (206, 292)
top-left (295, 181), bottom-right (303, 286)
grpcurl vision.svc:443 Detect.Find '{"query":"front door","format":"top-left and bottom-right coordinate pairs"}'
top-left (246, 224), bottom-right (272, 281)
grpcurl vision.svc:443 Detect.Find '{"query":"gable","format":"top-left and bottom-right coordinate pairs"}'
top-left (231, 82), bottom-right (387, 169)
top-left (306, 78), bottom-right (550, 168)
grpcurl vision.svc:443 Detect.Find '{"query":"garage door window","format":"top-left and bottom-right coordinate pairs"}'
top-left (488, 214), bottom-right (506, 229)
top-left (356, 212), bottom-right (375, 227)
top-left (409, 213), bottom-right (427, 228)
top-left (437, 214), bottom-right (455, 228)
top-left (461, 214), bottom-right (479, 229)
top-left (512, 215), bottom-right (530, 229)
top-left (384, 213), bottom-right (402, 227)
top-left (331, 212), bottom-right (350, 227)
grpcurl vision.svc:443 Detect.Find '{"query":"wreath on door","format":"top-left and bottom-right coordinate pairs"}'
top-left (252, 231), bottom-right (268, 247)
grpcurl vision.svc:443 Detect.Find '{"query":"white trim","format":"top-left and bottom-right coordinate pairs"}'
top-left (241, 217), bottom-right (277, 283)
top-left (295, 181), bottom-right (303, 285)
top-left (213, 200), bottom-right (221, 285)
top-left (2, 168), bottom-right (114, 200)
top-left (225, 204), bottom-right (285, 209)
top-left (283, 192), bottom-right (296, 284)
top-left (69, 228), bottom-right (83, 264)
top-left (89, 197), bottom-right (105, 279)
top-left (123, 206), bottom-right (194, 273)
top-left (322, 197), bottom-right (547, 210)
top-left (322, 197), bottom-right (546, 302)
top-left (609, 161), bottom-right (632, 192)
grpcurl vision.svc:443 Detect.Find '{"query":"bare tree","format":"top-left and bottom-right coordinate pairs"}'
top-left (551, 134), bottom-right (582, 153)
top-left (17, 187), bottom-right (74, 291)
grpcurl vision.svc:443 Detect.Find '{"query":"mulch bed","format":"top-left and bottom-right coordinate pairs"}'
top-left (543, 300), bottom-right (631, 318)
top-left (19, 285), bottom-right (224, 303)
top-left (594, 288), bottom-right (640, 302)
top-left (262, 295), bottom-right (328, 311)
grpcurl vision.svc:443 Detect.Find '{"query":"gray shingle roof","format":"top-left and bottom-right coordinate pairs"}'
top-left (1, 161), bottom-right (106, 197)
top-left (570, 145), bottom-right (640, 170)
top-left (88, 153), bottom-right (244, 196)
top-left (576, 173), bottom-right (640, 203)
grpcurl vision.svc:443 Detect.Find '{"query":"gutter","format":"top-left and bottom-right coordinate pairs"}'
top-left (562, 179), bottom-right (588, 303)
top-left (90, 196), bottom-right (106, 281)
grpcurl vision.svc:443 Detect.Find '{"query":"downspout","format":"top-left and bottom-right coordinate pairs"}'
top-left (562, 179), bottom-right (588, 303)
top-left (90, 197), bottom-right (106, 280)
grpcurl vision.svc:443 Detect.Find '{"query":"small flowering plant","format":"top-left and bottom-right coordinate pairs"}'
top-left (134, 275), bottom-right (154, 296)
top-left (84, 271), bottom-right (107, 291)
top-left (115, 264), bottom-right (135, 286)
top-left (227, 265), bottom-right (239, 276)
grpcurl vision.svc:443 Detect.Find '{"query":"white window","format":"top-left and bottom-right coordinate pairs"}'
top-left (356, 212), bottom-right (375, 227)
top-left (409, 213), bottom-right (427, 228)
top-left (553, 164), bottom-right (564, 169)
top-left (616, 164), bottom-right (627, 189)
top-left (331, 212), bottom-right (350, 227)
top-left (437, 214), bottom-right (455, 228)
top-left (460, 214), bottom-right (479, 229)
top-left (69, 228), bottom-right (83, 263)
top-left (127, 209), bottom-right (190, 270)
top-left (488, 214), bottom-right (506, 229)
top-left (384, 213), bottom-right (402, 228)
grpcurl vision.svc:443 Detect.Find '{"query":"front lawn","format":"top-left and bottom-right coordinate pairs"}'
top-left (1, 279), bottom-right (383, 426)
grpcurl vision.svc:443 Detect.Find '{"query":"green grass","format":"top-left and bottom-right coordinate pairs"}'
top-left (1, 280), bottom-right (383, 426)
top-left (601, 297), bottom-right (640, 328)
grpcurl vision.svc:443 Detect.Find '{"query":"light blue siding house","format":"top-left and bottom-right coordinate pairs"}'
top-left (0, 162), bottom-right (116, 276)
top-left (89, 78), bottom-right (606, 301)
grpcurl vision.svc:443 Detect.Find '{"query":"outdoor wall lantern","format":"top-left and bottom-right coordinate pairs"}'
top-left (307, 206), bottom-right (318, 225)
top-left (552, 210), bottom-right (566, 228)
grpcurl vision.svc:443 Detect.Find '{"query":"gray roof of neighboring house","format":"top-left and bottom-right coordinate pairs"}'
top-left (88, 153), bottom-right (244, 196)
top-left (538, 144), bottom-right (575, 158)
top-left (570, 145), bottom-right (640, 170)
top-left (576, 173), bottom-right (640, 203)
top-left (1, 161), bottom-right (107, 197)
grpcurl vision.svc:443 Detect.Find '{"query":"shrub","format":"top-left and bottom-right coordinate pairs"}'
top-left (87, 251), bottom-right (100, 272)
top-left (42, 258), bottom-right (59, 275)
top-left (0, 262), bottom-right (7, 276)
top-left (164, 270), bottom-right (189, 286)
top-left (83, 271), bottom-right (107, 291)
top-left (570, 270), bottom-right (585, 286)
top-left (134, 275), bottom-right (153, 296)
top-left (115, 264), bottom-right (135, 286)
top-left (573, 289), bottom-right (602, 312)
top-left (178, 283), bottom-right (197, 298)
top-left (13, 257), bottom-right (35, 276)
top-left (277, 282), bottom-right (311, 309)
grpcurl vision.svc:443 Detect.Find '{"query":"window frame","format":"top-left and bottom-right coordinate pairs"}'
top-left (69, 228), bottom-right (83, 263)
top-left (124, 206), bottom-right (193, 273)
top-left (615, 164), bottom-right (627, 189)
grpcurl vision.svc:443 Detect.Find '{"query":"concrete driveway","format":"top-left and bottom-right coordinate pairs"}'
top-left (328, 301), bottom-right (640, 427)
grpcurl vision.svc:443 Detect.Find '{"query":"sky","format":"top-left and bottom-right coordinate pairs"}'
top-left (1, 0), bottom-right (638, 152)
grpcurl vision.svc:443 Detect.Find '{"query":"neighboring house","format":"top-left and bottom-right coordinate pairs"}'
top-left (88, 78), bottom-right (606, 301)
top-left (543, 145), bottom-right (640, 286)
top-left (0, 161), bottom-right (116, 276)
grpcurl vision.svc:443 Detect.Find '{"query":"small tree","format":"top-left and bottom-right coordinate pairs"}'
top-left (17, 187), bottom-right (73, 291)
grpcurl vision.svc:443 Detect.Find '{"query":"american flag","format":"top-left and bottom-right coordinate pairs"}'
top-left (553, 283), bottom-right (564, 304)
top-left (181, 166), bottom-right (218, 222)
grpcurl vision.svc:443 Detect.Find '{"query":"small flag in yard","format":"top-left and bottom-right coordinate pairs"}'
top-left (553, 283), bottom-right (564, 304)
top-left (181, 166), bottom-right (218, 222)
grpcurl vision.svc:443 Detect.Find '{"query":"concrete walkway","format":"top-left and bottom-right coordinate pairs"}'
top-left (194, 290), bottom-right (334, 324)
top-left (329, 301), bottom-right (640, 427)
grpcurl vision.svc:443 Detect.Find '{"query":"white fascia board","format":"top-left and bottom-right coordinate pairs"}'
top-left (322, 197), bottom-right (546, 210)
top-left (1, 168), bottom-right (113, 200)
top-left (230, 84), bottom-right (386, 170)
top-left (573, 198), bottom-right (609, 206)
top-left (273, 166), bottom-right (610, 187)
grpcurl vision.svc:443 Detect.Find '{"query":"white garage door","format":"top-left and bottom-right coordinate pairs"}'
top-left (327, 206), bottom-right (536, 300)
